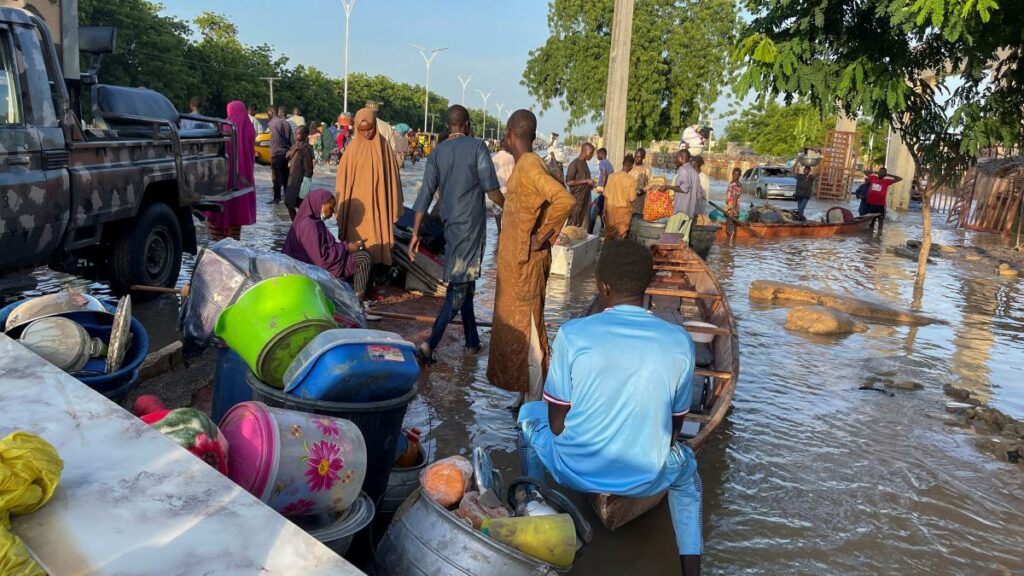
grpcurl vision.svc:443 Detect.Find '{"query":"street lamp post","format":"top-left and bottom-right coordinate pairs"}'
top-left (412, 44), bottom-right (447, 133)
top-left (259, 77), bottom-right (280, 106)
top-left (476, 89), bottom-right (491, 142)
top-left (458, 75), bottom-right (472, 106)
top-left (493, 102), bottom-right (504, 140)
top-left (340, 0), bottom-right (356, 113)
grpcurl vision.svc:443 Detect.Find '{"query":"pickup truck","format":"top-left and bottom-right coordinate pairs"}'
top-left (0, 4), bottom-right (246, 294)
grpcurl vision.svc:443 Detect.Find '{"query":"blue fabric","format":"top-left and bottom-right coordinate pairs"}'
top-left (796, 196), bottom-right (809, 218)
top-left (598, 159), bottom-right (614, 187)
top-left (414, 136), bottom-right (499, 282)
top-left (427, 281), bottom-right (479, 350)
top-left (519, 305), bottom-right (694, 495)
top-left (519, 403), bottom-right (703, 555)
top-left (588, 194), bottom-right (605, 234)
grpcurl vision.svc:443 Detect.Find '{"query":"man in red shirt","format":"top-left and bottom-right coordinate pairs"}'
top-left (864, 167), bottom-right (903, 231)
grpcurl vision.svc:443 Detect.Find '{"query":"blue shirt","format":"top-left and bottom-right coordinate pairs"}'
top-left (414, 135), bottom-right (499, 282)
top-left (540, 305), bottom-right (694, 496)
top-left (598, 159), bottom-right (614, 187)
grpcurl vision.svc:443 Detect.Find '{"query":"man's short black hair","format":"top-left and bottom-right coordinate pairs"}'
top-left (597, 240), bottom-right (653, 298)
top-left (507, 109), bottom-right (537, 142)
top-left (597, 147), bottom-right (607, 156)
top-left (623, 153), bottom-right (635, 168)
top-left (446, 104), bottom-right (470, 128)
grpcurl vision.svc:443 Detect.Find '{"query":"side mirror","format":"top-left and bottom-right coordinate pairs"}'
top-left (79, 26), bottom-right (116, 85)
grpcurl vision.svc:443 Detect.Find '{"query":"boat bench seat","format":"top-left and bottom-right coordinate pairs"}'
top-left (91, 84), bottom-right (221, 139)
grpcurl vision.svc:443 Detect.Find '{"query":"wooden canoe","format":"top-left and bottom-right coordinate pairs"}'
top-left (590, 234), bottom-right (739, 530)
top-left (715, 213), bottom-right (878, 242)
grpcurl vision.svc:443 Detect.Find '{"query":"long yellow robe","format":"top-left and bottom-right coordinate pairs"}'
top-left (602, 171), bottom-right (638, 240)
top-left (487, 152), bottom-right (575, 395)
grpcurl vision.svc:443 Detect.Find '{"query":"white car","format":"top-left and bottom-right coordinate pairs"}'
top-left (740, 166), bottom-right (797, 199)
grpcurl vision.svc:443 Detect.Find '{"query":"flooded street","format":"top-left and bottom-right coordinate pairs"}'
top-left (18, 163), bottom-right (1024, 575)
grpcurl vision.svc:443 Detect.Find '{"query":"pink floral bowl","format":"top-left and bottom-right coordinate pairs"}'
top-left (220, 401), bottom-right (367, 517)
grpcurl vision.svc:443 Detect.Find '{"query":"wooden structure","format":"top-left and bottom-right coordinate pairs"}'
top-left (816, 129), bottom-right (860, 201)
top-left (714, 212), bottom-right (879, 242)
top-left (590, 236), bottom-right (739, 530)
top-left (944, 157), bottom-right (1024, 235)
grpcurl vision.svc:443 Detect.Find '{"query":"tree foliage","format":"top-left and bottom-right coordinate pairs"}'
top-left (719, 101), bottom-right (833, 157)
top-left (735, 0), bottom-right (1023, 184)
top-left (522, 0), bottom-right (739, 141)
top-left (78, 3), bottom-right (475, 131)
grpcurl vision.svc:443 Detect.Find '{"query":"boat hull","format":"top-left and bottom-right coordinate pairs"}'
top-left (715, 214), bottom-right (878, 242)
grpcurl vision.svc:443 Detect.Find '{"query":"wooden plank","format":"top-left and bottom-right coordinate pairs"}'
top-left (683, 325), bottom-right (732, 336)
top-left (695, 367), bottom-right (732, 379)
top-left (645, 286), bottom-right (721, 300)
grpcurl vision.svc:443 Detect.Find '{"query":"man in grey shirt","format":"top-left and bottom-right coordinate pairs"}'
top-left (268, 105), bottom-right (292, 204)
top-left (661, 149), bottom-right (704, 218)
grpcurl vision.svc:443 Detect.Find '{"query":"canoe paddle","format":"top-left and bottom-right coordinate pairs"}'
top-left (707, 200), bottom-right (765, 239)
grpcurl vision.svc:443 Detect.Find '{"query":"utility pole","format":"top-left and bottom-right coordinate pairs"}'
top-left (602, 0), bottom-right (634, 167)
top-left (260, 77), bottom-right (280, 106)
top-left (494, 102), bottom-right (504, 140)
top-left (476, 89), bottom-right (491, 142)
top-left (458, 75), bottom-right (472, 106)
top-left (412, 44), bottom-right (447, 133)
top-left (340, 0), bottom-right (356, 113)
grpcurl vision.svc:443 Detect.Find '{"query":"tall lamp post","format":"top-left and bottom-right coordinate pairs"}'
top-left (340, 0), bottom-right (356, 113)
top-left (493, 102), bottom-right (504, 140)
top-left (412, 44), bottom-right (447, 133)
top-left (476, 89), bottom-right (491, 141)
top-left (458, 75), bottom-right (472, 106)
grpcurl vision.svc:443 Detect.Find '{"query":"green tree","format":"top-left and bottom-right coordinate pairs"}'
top-left (523, 0), bottom-right (739, 141)
top-left (720, 101), bottom-right (832, 157)
top-left (735, 0), bottom-right (1022, 290)
top-left (186, 12), bottom-right (279, 114)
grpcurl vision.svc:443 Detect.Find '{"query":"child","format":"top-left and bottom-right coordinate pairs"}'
top-left (285, 125), bottom-right (314, 220)
top-left (725, 167), bottom-right (743, 239)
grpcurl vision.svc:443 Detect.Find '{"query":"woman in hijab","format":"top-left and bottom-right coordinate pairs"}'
top-left (283, 188), bottom-right (372, 299)
top-left (334, 108), bottom-right (403, 266)
top-left (204, 100), bottom-right (257, 241)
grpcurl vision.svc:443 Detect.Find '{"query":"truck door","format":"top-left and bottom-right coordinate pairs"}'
top-left (0, 22), bottom-right (68, 270)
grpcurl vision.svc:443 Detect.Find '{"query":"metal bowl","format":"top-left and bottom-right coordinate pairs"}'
top-left (5, 290), bottom-right (109, 334)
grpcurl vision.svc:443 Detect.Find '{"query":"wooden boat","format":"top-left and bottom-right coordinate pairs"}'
top-left (590, 234), bottom-right (739, 529)
top-left (715, 210), bottom-right (879, 242)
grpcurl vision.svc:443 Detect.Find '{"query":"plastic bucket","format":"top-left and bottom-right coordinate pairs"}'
top-left (0, 298), bottom-right (149, 392)
top-left (246, 372), bottom-right (417, 502)
top-left (688, 224), bottom-right (721, 260)
top-left (292, 492), bottom-right (375, 557)
top-left (219, 401), bottom-right (367, 518)
top-left (212, 348), bottom-right (254, 423)
top-left (214, 275), bottom-right (335, 387)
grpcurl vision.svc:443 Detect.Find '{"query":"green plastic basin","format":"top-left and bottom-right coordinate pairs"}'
top-left (215, 275), bottom-right (335, 388)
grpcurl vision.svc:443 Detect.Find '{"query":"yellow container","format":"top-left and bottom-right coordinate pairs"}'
top-left (481, 514), bottom-right (576, 568)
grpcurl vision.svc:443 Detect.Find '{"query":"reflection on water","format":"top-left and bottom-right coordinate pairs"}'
top-left (18, 165), bottom-right (1024, 574)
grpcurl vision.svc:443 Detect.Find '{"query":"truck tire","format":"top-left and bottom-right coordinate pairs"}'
top-left (111, 202), bottom-right (182, 294)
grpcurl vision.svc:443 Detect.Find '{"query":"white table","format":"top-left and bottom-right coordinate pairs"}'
top-left (0, 334), bottom-right (364, 575)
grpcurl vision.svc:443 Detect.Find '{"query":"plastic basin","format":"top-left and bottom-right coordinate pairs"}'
top-left (246, 372), bottom-right (417, 503)
top-left (292, 492), bottom-right (375, 557)
top-left (215, 275), bottom-right (336, 387)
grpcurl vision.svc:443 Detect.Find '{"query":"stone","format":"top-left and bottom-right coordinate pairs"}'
top-left (998, 267), bottom-right (1019, 277)
top-left (939, 244), bottom-right (958, 254)
top-left (884, 380), bottom-right (923, 390)
top-left (974, 436), bottom-right (1005, 455)
top-left (998, 262), bottom-right (1010, 271)
top-left (749, 280), bottom-right (941, 325)
top-left (784, 305), bottom-right (869, 335)
top-left (946, 401), bottom-right (975, 414)
top-left (964, 254), bottom-right (983, 261)
top-left (943, 383), bottom-right (973, 401)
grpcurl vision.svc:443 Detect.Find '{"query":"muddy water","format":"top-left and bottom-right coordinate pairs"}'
top-left (20, 163), bottom-right (1024, 575)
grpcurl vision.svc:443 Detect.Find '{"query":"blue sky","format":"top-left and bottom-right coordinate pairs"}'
top-left (159, 0), bottom-right (587, 135)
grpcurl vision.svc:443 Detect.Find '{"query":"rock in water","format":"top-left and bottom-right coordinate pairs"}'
top-left (749, 279), bottom-right (941, 325)
top-left (784, 305), bottom-right (868, 335)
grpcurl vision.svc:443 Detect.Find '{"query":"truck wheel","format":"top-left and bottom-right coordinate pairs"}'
top-left (111, 202), bottom-right (182, 294)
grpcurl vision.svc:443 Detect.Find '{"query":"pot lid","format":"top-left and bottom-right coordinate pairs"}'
top-left (6, 290), bottom-right (109, 333)
top-left (106, 295), bottom-right (132, 374)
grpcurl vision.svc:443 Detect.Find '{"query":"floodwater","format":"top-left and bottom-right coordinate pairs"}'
top-left (19, 161), bottom-right (1024, 575)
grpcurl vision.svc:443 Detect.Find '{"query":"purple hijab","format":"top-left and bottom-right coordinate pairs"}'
top-left (206, 100), bottom-right (256, 228)
top-left (283, 189), bottom-right (357, 278)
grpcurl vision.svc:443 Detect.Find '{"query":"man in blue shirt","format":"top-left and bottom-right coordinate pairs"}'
top-left (590, 147), bottom-right (615, 234)
top-left (517, 239), bottom-right (703, 575)
top-left (409, 105), bottom-right (503, 360)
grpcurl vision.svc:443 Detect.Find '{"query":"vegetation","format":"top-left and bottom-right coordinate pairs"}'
top-left (735, 0), bottom-right (1022, 290)
top-left (522, 0), bottom-right (739, 141)
top-left (78, 2), bottom-right (502, 131)
top-left (718, 101), bottom-right (832, 157)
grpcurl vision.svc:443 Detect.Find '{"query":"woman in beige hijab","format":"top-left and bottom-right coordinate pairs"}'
top-left (335, 108), bottom-right (403, 266)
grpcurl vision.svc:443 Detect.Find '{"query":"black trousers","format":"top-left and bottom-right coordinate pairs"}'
top-left (271, 155), bottom-right (289, 202)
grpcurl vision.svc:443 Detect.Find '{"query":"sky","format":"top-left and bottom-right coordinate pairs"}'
top-left (158, 0), bottom-right (589, 136)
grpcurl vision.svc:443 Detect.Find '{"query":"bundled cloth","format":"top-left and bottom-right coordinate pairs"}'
top-left (0, 431), bottom-right (63, 576)
top-left (134, 396), bottom-right (229, 475)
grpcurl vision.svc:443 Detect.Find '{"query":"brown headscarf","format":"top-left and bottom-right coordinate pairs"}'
top-left (335, 108), bottom-right (403, 265)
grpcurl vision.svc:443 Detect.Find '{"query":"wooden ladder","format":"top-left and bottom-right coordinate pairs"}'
top-left (947, 172), bottom-right (978, 226)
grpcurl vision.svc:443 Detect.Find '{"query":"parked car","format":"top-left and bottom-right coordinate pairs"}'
top-left (254, 113), bottom-right (272, 165)
top-left (741, 166), bottom-right (797, 199)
